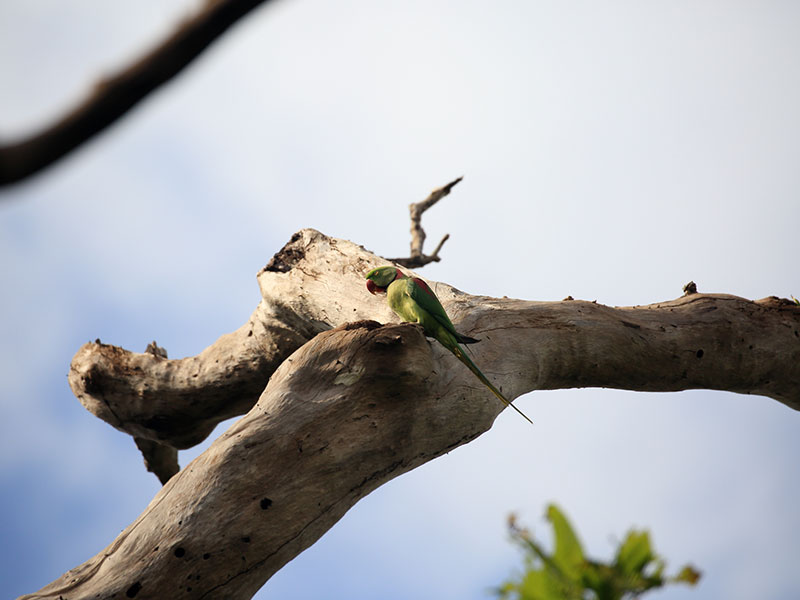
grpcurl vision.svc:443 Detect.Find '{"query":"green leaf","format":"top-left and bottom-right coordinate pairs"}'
top-left (673, 565), bottom-right (702, 586)
top-left (498, 506), bottom-right (701, 600)
top-left (615, 530), bottom-right (654, 576)
top-left (579, 560), bottom-right (618, 600)
top-left (546, 504), bottom-right (585, 577)
top-left (519, 568), bottom-right (576, 600)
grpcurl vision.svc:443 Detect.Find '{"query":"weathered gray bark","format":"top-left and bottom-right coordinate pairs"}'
top-left (25, 320), bottom-right (468, 600)
top-left (23, 229), bottom-right (800, 599)
top-left (388, 176), bottom-right (460, 267)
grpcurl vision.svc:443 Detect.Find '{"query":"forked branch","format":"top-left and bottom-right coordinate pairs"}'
top-left (23, 228), bottom-right (800, 599)
top-left (389, 176), bottom-right (462, 268)
top-left (68, 229), bottom-right (800, 463)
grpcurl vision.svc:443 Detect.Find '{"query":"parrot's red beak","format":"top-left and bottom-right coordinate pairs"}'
top-left (366, 279), bottom-right (381, 295)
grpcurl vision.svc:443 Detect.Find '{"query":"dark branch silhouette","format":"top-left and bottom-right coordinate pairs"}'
top-left (0, 0), bottom-right (278, 187)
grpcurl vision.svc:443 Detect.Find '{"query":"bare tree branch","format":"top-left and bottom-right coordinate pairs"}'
top-left (389, 176), bottom-right (462, 268)
top-left (68, 229), bottom-right (800, 471)
top-left (23, 319), bottom-right (495, 600)
top-left (22, 228), bottom-right (800, 599)
top-left (133, 437), bottom-right (179, 485)
top-left (0, 0), bottom-right (278, 187)
top-left (69, 299), bottom-right (315, 450)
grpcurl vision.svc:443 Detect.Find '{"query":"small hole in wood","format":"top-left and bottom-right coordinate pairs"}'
top-left (126, 582), bottom-right (142, 598)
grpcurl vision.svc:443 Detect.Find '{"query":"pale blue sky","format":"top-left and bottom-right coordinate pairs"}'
top-left (1, 1), bottom-right (799, 599)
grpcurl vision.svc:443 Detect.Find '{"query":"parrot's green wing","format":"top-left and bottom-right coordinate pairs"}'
top-left (406, 277), bottom-right (460, 337)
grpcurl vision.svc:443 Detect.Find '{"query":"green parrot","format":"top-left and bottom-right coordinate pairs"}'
top-left (365, 266), bottom-right (532, 424)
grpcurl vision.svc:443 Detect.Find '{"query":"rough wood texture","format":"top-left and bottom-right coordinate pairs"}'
top-left (69, 300), bottom-right (311, 450)
top-left (30, 228), bottom-right (800, 599)
top-left (69, 229), bottom-right (800, 451)
top-left (24, 321), bottom-right (492, 600)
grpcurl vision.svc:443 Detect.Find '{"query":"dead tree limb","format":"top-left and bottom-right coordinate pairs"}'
top-left (68, 229), bottom-right (800, 466)
top-left (389, 176), bottom-right (461, 267)
top-left (0, 0), bottom-right (277, 187)
top-left (133, 437), bottom-right (179, 485)
top-left (23, 320), bottom-right (486, 600)
top-left (25, 228), bottom-right (800, 599)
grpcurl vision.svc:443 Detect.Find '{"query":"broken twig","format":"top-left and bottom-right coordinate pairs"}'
top-left (389, 176), bottom-right (462, 268)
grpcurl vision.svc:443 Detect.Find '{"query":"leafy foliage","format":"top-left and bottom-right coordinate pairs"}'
top-left (497, 504), bottom-right (701, 600)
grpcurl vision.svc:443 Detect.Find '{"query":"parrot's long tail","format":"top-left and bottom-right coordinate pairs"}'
top-left (451, 345), bottom-right (533, 425)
